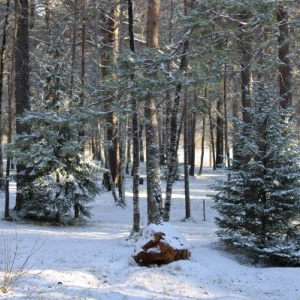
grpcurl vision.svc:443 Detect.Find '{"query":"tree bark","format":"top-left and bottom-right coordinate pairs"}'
top-left (189, 110), bottom-right (196, 176)
top-left (223, 63), bottom-right (230, 169)
top-left (198, 115), bottom-right (205, 176)
top-left (208, 101), bottom-right (216, 170)
top-left (101, 1), bottom-right (120, 190)
top-left (216, 95), bottom-right (224, 167)
top-left (277, 5), bottom-right (291, 109)
top-left (145, 0), bottom-right (163, 225)
top-left (15, 0), bottom-right (30, 210)
top-left (0, 0), bottom-right (10, 191)
top-left (239, 13), bottom-right (252, 126)
top-left (70, 0), bottom-right (78, 98)
top-left (128, 0), bottom-right (140, 235)
top-left (183, 87), bottom-right (191, 219)
top-left (139, 124), bottom-right (144, 162)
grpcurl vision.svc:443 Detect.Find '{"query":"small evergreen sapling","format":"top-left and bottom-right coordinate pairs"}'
top-left (213, 86), bottom-right (300, 266)
top-left (7, 109), bottom-right (103, 222)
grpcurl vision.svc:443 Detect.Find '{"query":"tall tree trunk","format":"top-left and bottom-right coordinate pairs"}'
top-left (74, 0), bottom-right (87, 218)
top-left (126, 118), bottom-right (131, 175)
top-left (0, 0), bottom-right (10, 191)
top-left (119, 116), bottom-right (126, 206)
top-left (145, 0), bottom-right (163, 225)
top-left (215, 96), bottom-right (224, 167)
top-left (208, 101), bottom-right (216, 170)
top-left (223, 63), bottom-right (230, 168)
top-left (163, 57), bottom-right (185, 221)
top-left (189, 110), bottom-right (196, 176)
top-left (15, 0), bottom-right (30, 210)
top-left (159, 115), bottom-right (166, 165)
top-left (128, 0), bottom-right (140, 235)
top-left (70, 0), bottom-right (78, 97)
top-left (7, 0), bottom-right (16, 171)
top-left (198, 115), bottom-right (205, 176)
top-left (277, 5), bottom-right (291, 109)
top-left (139, 124), bottom-right (144, 162)
top-left (80, 0), bottom-right (87, 105)
top-left (101, 1), bottom-right (120, 190)
top-left (163, 0), bottom-right (191, 222)
top-left (239, 14), bottom-right (252, 126)
top-left (183, 87), bottom-right (191, 219)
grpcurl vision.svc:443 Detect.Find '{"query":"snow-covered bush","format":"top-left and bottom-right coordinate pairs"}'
top-left (213, 85), bottom-right (300, 266)
top-left (7, 110), bottom-right (104, 222)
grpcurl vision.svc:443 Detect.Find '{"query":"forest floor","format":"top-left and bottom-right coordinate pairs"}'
top-left (0, 167), bottom-right (299, 300)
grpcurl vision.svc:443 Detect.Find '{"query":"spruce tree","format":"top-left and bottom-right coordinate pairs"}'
top-left (213, 85), bottom-right (300, 266)
top-left (6, 109), bottom-right (103, 222)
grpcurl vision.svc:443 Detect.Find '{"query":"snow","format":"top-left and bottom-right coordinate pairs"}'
top-left (134, 222), bottom-right (191, 255)
top-left (0, 168), bottom-right (299, 300)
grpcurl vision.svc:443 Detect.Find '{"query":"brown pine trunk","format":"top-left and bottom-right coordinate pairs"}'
top-left (128, 0), bottom-right (140, 236)
top-left (101, 1), bottom-right (120, 190)
top-left (277, 5), bottom-right (291, 109)
top-left (145, 0), bottom-right (163, 225)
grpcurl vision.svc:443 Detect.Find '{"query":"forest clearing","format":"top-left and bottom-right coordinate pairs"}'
top-left (0, 168), bottom-right (299, 300)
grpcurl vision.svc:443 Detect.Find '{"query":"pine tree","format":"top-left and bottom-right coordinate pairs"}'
top-left (6, 109), bottom-right (104, 222)
top-left (213, 85), bottom-right (300, 266)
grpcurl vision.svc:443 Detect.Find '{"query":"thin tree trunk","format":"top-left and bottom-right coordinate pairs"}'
top-left (216, 95), bottom-right (224, 167)
top-left (70, 0), bottom-right (78, 97)
top-left (126, 118), bottom-right (131, 175)
top-left (128, 0), bottom-right (140, 236)
top-left (7, 0), bottom-right (15, 171)
top-left (189, 110), bottom-right (196, 176)
top-left (223, 63), bottom-right (230, 168)
top-left (119, 116), bottom-right (126, 206)
top-left (74, 0), bottom-right (87, 218)
top-left (163, 46), bottom-right (188, 221)
top-left (0, 0), bottom-right (10, 191)
top-left (198, 115), bottom-right (205, 176)
top-left (139, 124), bottom-right (144, 162)
top-left (208, 102), bottom-right (216, 170)
top-left (183, 87), bottom-right (191, 219)
top-left (163, 0), bottom-right (190, 222)
top-left (15, 0), bottom-right (30, 210)
top-left (80, 0), bottom-right (87, 105)
top-left (277, 5), bottom-right (291, 109)
top-left (239, 14), bottom-right (252, 126)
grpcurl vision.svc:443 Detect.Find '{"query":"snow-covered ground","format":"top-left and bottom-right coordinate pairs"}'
top-left (0, 168), bottom-right (299, 300)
